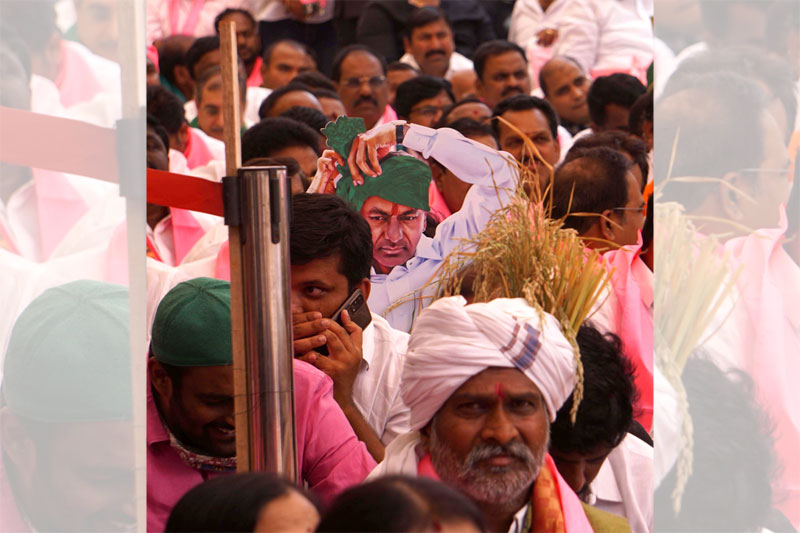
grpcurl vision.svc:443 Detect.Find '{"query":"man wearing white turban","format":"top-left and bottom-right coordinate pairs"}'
top-left (369, 296), bottom-right (631, 532)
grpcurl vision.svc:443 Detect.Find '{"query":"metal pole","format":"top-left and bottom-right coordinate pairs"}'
top-left (237, 165), bottom-right (297, 478)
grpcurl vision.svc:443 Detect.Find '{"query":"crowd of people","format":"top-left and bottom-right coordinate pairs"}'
top-left (1, 0), bottom-right (799, 532)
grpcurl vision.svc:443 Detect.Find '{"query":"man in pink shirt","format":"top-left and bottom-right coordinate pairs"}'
top-left (147, 278), bottom-right (376, 532)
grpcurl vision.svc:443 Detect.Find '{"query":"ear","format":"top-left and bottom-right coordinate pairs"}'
top-left (719, 171), bottom-right (745, 221)
top-left (599, 209), bottom-right (616, 242)
top-left (430, 163), bottom-right (446, 191)
top-left (260, 60), bottom-right (268, 81)
top-left (0, 407), bottom-right (38, 488)
top-left (148, 358), bottom-right (174, 404)
top-left (177, 122), bottom-right (189, 151)
top-left (403, 37), bottom-right (411, 54)
top-left (589, 120), bottom-right (600, 132)
top-left (475, 77), bottom-right (484, 99)
top-left (419, 421), bottom-right (432, 449)
top-left (357, 278), bottom-right (372, 301)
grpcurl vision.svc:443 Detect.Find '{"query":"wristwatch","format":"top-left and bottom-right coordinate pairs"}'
top-left (396, 123), bottom-right (405, 146)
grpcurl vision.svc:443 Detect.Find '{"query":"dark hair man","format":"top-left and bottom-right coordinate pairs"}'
top-left (550, 324), bottom-right (651, 533)
top-left (332, 45), bottom-right (391, 130)
top-left (473, 40), bottom-right (531, 109)
top-left (314, 88), bottom-right (347, 122)
top-left (587, 73), bottom-right (646, 133)
top-left (258, 82), bottom-right (323, 119)
top-left (155, 35), bottom-right (196, 101)
top-left (289, 194), bottom-right (412, 462)
top-left (259, 39), bottom-right (316, 90)
top-left (147, 84), bottom-right (189, 153)
top-left (394, 75), bottom-right (455, 128)
top-left (146, 278), bottom-right (376, 531)
top-left (241, 117), bottom-right (321, 177)
top-left (399, 7), bottom-right (474, 79)
top-left (184, 36), bottom-right (221, 81)
top-left (214, 8), bottom-right (261, 87)
top-left (628, 89), bottom-right (653, 151)
top-left (386, 61), bottom-right (420, 107)
top-left (570, 131), bottom-right (650, 191)
top-left (192, 66), bottom-right (247, 141)
top-left (242, 156), bottom-right (308, 195)
top-left (538, 56), bottom-right (591, 136)
top-left (492, 94), bottom-right (561, 182)
top-left (293, 70), bottom-right (337, 91)
top-left (1, 281), bottom-right (135, 531)
top-left (370, 297), bottom-right (630, 532)
top-left (551, 147), bottom-right (645, 249)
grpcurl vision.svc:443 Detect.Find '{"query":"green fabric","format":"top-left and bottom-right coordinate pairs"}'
top-left (160, 74), bottom-right (188, 103)
top-left (2, 280), bottom-right (131, 423)
top-left (581, 502), bottom-right (632, 533)
top-left (322, 116), bottom-right (431, 212)
top-left (151, 278), bottom-right (232, 367)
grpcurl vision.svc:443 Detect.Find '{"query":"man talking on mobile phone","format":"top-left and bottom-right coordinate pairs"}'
top-left (289, 193), bottom-right (412, 463)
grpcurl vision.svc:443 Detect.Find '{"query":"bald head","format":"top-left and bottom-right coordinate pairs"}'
top-left (539, 56), bottom-right (590, 126)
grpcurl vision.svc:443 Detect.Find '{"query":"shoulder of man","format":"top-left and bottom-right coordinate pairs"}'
top-left (580, 502), bottom-right (632, 533)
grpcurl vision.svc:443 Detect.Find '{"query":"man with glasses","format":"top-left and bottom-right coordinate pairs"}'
top-left (393, 75), bottom-right (455, 129)
top-left (333, 45), bottom-right (395, 131)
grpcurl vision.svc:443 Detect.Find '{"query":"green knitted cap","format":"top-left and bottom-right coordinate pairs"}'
top-left (150, 278), bottom-right (232, 367)
top-left (322, 116), bottom-right (431, 212)
top-left (2, 280), bottom-right (131, 423)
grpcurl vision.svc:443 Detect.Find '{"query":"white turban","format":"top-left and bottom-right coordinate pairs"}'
top-left (402, 296), bottom-right (576, 431)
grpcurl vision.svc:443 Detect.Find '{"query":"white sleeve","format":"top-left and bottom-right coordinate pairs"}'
top-left (550, 0), bottom-right (601, 74)
top-left (403, 124), bottom-right (520, 259)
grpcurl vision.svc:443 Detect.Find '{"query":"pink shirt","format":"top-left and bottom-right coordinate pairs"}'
top-left (147, 359), bottom-right (376, 532)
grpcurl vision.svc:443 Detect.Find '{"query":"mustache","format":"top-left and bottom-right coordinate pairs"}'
top-left (464, 440), bottom-right (537, 470)
top-left (501, 86), bottom-right (524, 97)
top-left (425, 49), bottom-right (446, 59)
top-left (355, 95), bottom-right (378, 107)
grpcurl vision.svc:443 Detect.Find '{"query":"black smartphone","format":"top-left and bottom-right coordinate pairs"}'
top-left (316, 289), bottom-right (372, 356)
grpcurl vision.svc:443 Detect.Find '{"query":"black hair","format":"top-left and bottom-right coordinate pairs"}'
top-left (472, 40), bottom-right (527, 80)
top-left (194, 65), bottom-right (246, 106)
top-left (387, 61), bottom-right (420, 74)
top-left (147, 114), bottom-right (170, 155)
top-left (292, 70), bottom-right (336, 91)
top-left (654, 355), bottom-right (776, 532)
top-left (655, 71), bottom-right (767, 211)
top-left (641, 193), bottom-right (653, 253)
top-left (243, 156), bottom-right (309, 191)
top-left (166, 473), bottom-right (317, 532)
top-left (550, 324), bottom-right (636, 454)
top-left (393, 75), bottom-right (455, 119)
top-left (570, 131), bottom-right (649, 192)
top-left (146, 85), bottom-right (187, 136)
top-left (587, 73), bottom-right (646, 128)
top-left (184, 36), bottom-right (220, 79)
top-left (444, 117), bottom-right (496, 140)
top-left (290, 194), bottom-right (372, 289)
top-left (628, 88), bottom-right (653, 138)
top-left (241, 117), bottom-right (321, 163)
top-left (550, 147), bottom-right (633, 234)
top-left (313, 88), bottom-right (342, 102)
top-left (538, 55), bottom-right (584, 97)
top-left (331, 44), bottom-right (387, 83)
top-left (213, 7), bottom-right (256, 32)
top-left (317, 475), bottom-right (486, 533)
top-left (492, 94), bottom-right (559, 139)
top-left (404, 6), bottom-right (451, 38)
top-left (666, 46), bottom-right (797, 144)
top-left (262, 38), bottom-right (315, 67)
top-left (156, 35), bottom-right (193, 87)
top-left (435, 97), bottom-right (489, 128)
top-left (258, 82), bottom-right (314, 119)
top-left (279, 105), bottom-right (329, 132)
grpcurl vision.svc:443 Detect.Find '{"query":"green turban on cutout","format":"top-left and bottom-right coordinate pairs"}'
top-left (2, 280), bottom-right (131, 423)
top-left (150, 277), bottom-right (232, 367)
top-left (322, 116), bottom-right (431, 212)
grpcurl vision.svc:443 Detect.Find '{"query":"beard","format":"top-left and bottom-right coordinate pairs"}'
top-left (428, 424), bottom-right (549, 506)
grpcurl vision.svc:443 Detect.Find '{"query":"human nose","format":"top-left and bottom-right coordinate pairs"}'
top-left (480, 405), bottom-right (519, 446)
top-left (386, 216), bottom-right (402, 242)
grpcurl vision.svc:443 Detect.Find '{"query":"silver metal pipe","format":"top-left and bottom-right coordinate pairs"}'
top-left (237, 166), bottom-right (297, 479)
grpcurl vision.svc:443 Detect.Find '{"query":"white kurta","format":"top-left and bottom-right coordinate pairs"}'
top-left (367, 124), bottom-right (519, 332)
top-left (398, 51), bottom-right (475, 80)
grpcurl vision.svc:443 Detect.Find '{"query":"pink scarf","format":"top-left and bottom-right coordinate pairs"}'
top-left (33, 168), bottom-right (89, 261)
top-left (55, 40), bottom-right (105, 108)
top-left (183, 128), bottom-right (216, 169)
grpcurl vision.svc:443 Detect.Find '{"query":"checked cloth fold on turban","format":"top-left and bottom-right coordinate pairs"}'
top-left (401, 296), bottom-right (576, 431)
